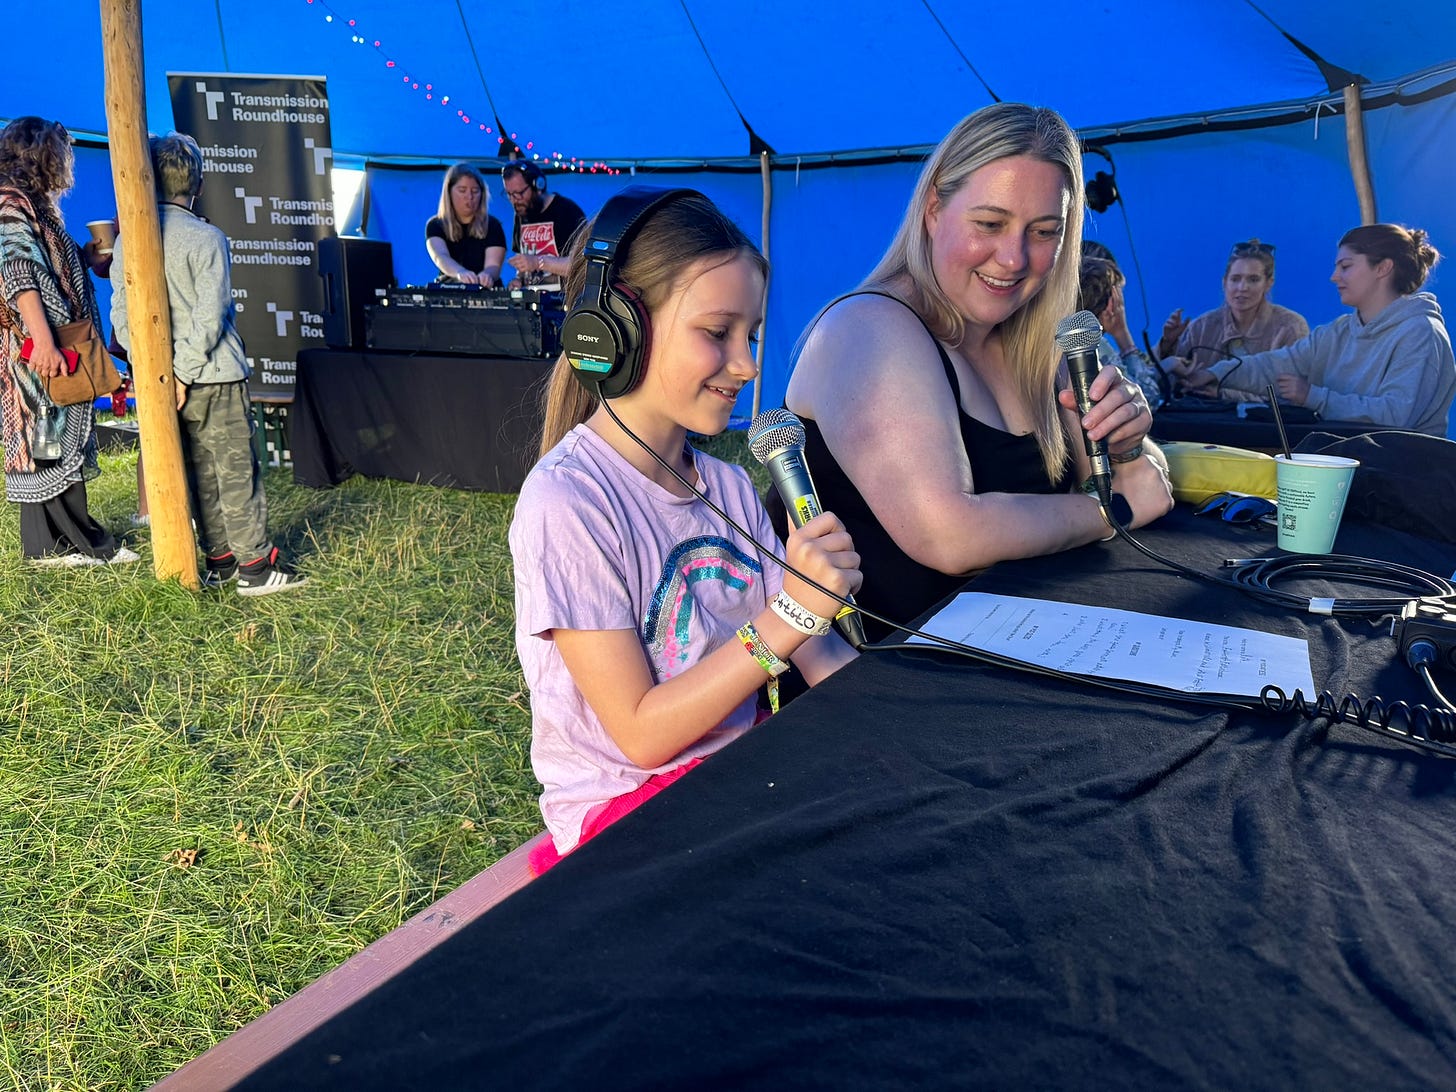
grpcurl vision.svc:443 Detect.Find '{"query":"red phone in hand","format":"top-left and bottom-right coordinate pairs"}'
top-left (19, 338), bottom-right (80, 374)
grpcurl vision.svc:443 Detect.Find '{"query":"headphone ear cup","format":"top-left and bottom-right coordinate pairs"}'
top-left (1086, 170), bottom-right (1119, 214)
top-left (597, 282), bottom-right (652, 399)
top-left (561, 302), bottom-right (626, 395)
top-left (558, 185), bottom-right (701, 399)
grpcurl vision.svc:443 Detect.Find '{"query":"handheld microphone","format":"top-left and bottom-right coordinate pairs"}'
top-left (748, 408), bottom-right (867, 650)
top-left (1055, 310), bottom-right (1113, 506)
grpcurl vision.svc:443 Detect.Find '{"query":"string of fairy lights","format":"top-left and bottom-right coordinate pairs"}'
top-left (301, 0), bottom-right (622, 174)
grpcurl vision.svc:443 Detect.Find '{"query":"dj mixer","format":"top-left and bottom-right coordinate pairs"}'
top-left (365, 283), bottom-right (565, 358)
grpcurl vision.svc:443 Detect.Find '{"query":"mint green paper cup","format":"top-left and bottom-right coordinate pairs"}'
top-left (1275, 454), bottom-right (1359, 554)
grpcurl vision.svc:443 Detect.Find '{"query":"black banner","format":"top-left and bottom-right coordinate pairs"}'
top-left (168, 73), bottom-right (335, 401)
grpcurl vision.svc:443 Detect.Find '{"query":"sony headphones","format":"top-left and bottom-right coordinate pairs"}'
top-left (503, 159), bottom-right (547, 193)
top-left (1082, 144), bottom-right (1120, 214)
top-left (560, 185), bottom-right (702, 400)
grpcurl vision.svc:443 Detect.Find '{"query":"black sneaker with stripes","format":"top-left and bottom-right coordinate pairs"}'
top-left (202, 551), bottom-right (239, 589)
top-left (236, 547), bottom-right (308, 597)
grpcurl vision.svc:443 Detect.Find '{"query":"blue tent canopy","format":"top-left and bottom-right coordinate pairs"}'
top-left (8, 0), bottom-right (1456, 423)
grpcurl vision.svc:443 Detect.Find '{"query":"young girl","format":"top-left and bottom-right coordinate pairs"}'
top-left (509, 190), bottom-right (861, 873)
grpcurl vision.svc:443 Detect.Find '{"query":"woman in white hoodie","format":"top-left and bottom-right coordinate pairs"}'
top-left (1179, 224), bottom-right (1454, 437)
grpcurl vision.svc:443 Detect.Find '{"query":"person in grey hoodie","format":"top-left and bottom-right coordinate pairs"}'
top-left (111, 131), bottom-right (307, 594)
top-left (1178, 223), bottom-right (1454, 437)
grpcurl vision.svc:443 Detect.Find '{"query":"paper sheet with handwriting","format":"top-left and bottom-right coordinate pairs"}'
top-left (908, 592), bottom-right (1315, 697)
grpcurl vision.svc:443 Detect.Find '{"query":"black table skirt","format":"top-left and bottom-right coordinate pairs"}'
top-left (239, 510), bottom-right (1456, 1091)
top-left (1152, 405), bottom-right (1391, 449)
top-left (290, 348), bottom-right (554, 493)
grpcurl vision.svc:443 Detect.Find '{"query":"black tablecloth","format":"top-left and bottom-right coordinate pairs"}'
top-left (239, 510), bottom-right (1456, 1091)
top-left (1152, 405), bottom-right (1386, 449)
top-left (290, 348), bottom-right (553, 493)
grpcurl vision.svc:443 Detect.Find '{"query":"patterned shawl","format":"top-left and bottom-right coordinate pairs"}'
top-left (0, 186), bottom-right (101, 483)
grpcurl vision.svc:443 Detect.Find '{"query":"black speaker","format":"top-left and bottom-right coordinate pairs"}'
top-left (318, 236), bottom-right (395, 349)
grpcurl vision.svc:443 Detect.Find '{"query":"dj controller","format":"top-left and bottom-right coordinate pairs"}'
top-left (365, 283), bottom-right (565, 358)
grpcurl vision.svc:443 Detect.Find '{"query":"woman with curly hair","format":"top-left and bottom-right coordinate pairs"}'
top-left (0, 116), bottom-right (136, 565)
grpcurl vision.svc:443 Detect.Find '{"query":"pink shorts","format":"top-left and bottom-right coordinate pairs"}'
top-left (528, 757), bottom-right (705, 876)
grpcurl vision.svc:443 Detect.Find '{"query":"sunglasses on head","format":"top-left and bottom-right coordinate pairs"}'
top-left (1230, 241), bottom-right (1275, 257)
top-left (1194, 492), bottom-right (1277, 525)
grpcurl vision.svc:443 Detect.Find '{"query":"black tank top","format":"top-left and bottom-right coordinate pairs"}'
top-left (771, 292), bottom-right (1070, 644)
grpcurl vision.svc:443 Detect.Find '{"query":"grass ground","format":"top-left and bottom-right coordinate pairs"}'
top-left (0, 427), bottom-right (758, 1090)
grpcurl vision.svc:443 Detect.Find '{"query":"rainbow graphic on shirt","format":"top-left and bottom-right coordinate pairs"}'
top-left (642, 535), bottom-right (762, 676)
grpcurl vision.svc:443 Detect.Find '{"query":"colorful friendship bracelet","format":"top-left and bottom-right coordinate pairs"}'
top-left (737, 622), bottom-right (790, 678)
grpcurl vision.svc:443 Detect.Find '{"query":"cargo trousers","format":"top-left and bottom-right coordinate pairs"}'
top-left (178, 380), bottom-right (269, 564)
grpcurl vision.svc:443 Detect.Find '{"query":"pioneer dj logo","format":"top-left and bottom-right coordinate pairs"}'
top-left (234, 187), bottom-right (264, 224)
top-left (303, 137), bottom-right (333, 176)
top-left (266, 301), bottom-right (295, 337)
top-left (195, 81), bottom-right (225, 120)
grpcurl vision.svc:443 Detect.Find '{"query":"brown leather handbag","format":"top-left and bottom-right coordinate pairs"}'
top-left (40, 319), bottom-right (124, 406)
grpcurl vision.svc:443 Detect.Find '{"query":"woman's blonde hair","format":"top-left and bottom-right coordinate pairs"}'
top-left (436, 163), bottom-right (491, 243)
top-left (860, 103), bottom-right (1084, 481)
top-left (1224, 238), bottom-right (1276, 281)
top-left (538, 192), bottom-right (766, 456)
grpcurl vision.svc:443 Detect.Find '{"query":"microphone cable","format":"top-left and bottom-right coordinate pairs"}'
top-left (596, 398), bottom-right (1456, 757)
top-left (1101, 516), bottom-right (1456, 619)
top-left (1094, 503), bottom-right (1456, 738)
top-left (1163, 345), bottom-right (1243, 402)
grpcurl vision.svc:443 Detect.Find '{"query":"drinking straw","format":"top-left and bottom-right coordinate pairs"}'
top-left (1266, 383), bottom-right (1294, 462)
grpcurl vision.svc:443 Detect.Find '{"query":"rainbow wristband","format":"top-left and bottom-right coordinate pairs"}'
top-left (737, 622), bottom-right (790, 678)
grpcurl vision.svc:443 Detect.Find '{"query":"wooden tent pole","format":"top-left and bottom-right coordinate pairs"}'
top-left (752, 149), bottom-right (771, 420)
top-left (1342, 83), bottom-right (1378, 225)
top-left (100, 0), bottom-right (197, 588)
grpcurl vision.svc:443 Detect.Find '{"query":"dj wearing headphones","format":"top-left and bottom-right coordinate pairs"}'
top-left (501, 159), bottom-right (587, 290)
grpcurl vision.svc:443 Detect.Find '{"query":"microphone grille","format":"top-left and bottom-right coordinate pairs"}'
top-left (748, 408), bottom-right (806, 466)
top-left (1054, 310), bottom-right (1104, 352)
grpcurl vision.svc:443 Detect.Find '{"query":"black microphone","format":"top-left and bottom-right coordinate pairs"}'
top-left (748, 408), bottom-right (867, 651)
top-left (1055, 310), bottom-right (1113, 506)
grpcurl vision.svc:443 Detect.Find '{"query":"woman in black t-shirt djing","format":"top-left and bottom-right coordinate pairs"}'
top-left (425, 163), bottom-right (506, 285)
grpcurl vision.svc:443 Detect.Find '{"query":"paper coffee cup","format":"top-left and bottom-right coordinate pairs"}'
top-left (86, 219), bottom-right (117, 255)
top-left (1274, 454), bottom-right (1358, 554)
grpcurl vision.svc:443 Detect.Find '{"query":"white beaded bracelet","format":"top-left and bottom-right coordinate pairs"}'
top-left (770, 590), bottom-right (833, 637)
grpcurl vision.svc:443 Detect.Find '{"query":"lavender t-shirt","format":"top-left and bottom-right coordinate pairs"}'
top-left (510, 425), bottom-right (784, 852)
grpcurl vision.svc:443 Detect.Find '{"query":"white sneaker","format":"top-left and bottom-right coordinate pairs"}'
top-left (30, 551), bottom-right (105, 568)
top-left (108, 546), bottom-right (142, 565)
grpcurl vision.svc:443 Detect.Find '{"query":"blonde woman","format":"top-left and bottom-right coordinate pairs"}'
top-left (425, 162), bottom-right (505, 285)
top-left (1159, 239), bottom-right (1308, 370)
top-left (781, 103), bottom-right (1169, 640)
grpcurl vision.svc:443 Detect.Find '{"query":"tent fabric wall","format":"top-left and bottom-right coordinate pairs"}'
top-left (62, 90), bottom-right (1456, 434)
top-left (10, 2), bottom-right (1455, 434)
top-left (367, 89), bottom-right (1453, 423)
top-left (12, 1), bottom-right (1456, 163)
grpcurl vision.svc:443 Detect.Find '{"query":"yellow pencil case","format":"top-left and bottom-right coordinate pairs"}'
top-left (1158, 440), bottom-right (1278, 505)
